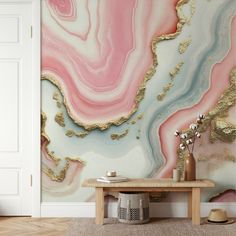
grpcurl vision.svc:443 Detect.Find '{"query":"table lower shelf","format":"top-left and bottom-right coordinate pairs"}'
top-left (94, 187), bottom-right (201, 225)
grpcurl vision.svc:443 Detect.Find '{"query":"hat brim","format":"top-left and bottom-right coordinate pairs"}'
top-left (204, 218), bottom-right (234, 225)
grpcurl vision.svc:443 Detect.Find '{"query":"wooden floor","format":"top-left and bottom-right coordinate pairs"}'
top-left (0, 217), bottom-right (71, 236)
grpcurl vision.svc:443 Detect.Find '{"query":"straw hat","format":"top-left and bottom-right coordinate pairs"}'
top-left (205, 209), bottom-right (234, 225)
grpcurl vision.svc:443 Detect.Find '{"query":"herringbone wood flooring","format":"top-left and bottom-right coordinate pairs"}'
top-left (0, 217), bottom-right (71, 236)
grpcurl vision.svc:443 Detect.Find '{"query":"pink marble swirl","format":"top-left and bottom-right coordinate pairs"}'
top-left (42, 0), bottom-right (179, 127)
top-left (157, 16), bottom-right (236, 178)
top-left (41, 134), bottom-right (57, 169)
top-left (210, 189), bottom-right (236, 202)
top-left (42, 158), bottom-right (83, 196)
top-left (48, 0), bottom-right (76, 20)
top-left (41, 133), bottom-right (84, 194)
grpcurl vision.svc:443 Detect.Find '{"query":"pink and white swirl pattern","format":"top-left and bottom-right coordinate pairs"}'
top-left (42, 0), bottom-right (179, 127)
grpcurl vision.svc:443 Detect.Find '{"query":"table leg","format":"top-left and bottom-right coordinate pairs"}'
top-left (95, 187), bottom-right (104, 225)
top-left (192, 187), bottom-right (201, 225)
top-left (188, 190), bottom-right (192, 218)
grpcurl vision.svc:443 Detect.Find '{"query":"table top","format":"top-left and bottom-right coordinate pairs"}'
top-left (82, 178), bottom-right (215, 188)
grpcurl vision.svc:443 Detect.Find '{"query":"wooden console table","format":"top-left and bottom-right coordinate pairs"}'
top-left (82, 178), bottom-right (215, 225)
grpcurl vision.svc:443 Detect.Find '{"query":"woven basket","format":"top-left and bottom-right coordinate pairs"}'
top-left (117, 192), bottom-right (149, 224)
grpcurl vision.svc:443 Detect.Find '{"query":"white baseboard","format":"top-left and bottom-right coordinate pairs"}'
top-left (41, 202), bottom-right (236, 218)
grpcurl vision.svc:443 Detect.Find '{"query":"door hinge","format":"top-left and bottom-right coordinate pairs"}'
top-left (30, 25), bottom-right (33, 38)
top-left (30, 174), bottom-right (33, 187)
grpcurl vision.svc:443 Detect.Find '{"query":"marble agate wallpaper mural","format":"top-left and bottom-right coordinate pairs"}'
top-left (41, 0), bottom-right (236, 202)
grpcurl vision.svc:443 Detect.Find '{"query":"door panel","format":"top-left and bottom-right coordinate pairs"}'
top-left (0, 16), bottom-right (19, 43)
top-left (0, 60), bottom-right (19, 152)
top-left (0, 3), bottom-right (32, 215)
top-left (0, 170), bottom-right (19, 195)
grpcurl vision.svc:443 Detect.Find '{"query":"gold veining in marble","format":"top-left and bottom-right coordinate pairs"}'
top-left (43, 157), bottom-right (85, 182)
top-left (41, 0), bottom-right (190, 131)
top-left (210, 118), bottom-right (236, 143)
top-left (178, 0), bottom-right (195, 25)
top-left (65, 129), bottom-right (89, 138)
top-left (129, 113), bottom-right (144, 125)
top-left (169, 61), bottom-right (184, 78)
top-left (197, 152), bottom-right (236, 162)
top-left (55, 112), bottom-right (65, 127)
top-left (178, 38), bottom-right (192, 54)
top-left (137, 114), bottom-right (143, 120)
top-left (197, 152), bottom-right (236, 173)
top-left (53, 91), bottom-right (90, 138)
top-left (189, 0), bottom-right (196, 24)
top-left (157, 83), bottom-right (174, 101)
top-left (43, 166), bottom-right (66, 182)
top-left (157, 62), bottom-right (184, 101)
top-left (177, 66), bottom-right (236, 175)
top-left (111, 129), bottom-right (129, 140)
top-left (53, 88), bottom-right (91, 138)
top-left (41, 112), bottom-right (61, 165)
top-left (53, 92), bottom-right (62, 108)
top-left (41, 112), bottom-right (85, 182)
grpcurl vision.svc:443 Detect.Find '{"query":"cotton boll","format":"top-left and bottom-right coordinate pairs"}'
top-left (186, 139), bottom-right (193, 145)
top-left (180, 144), bottom-right (186, 150)
top-left (190, 124), bottom-right (198, 130)
top-left (199, 114), bottom-right (205, 120)
top-left (197, 118), bottom-right (202, 124)
top-left (196, 133), bottom-right (201, 138)
top-left (180, 133), bottom-right (187, 139)
top-left (174, 130), bottom-right (180, 136)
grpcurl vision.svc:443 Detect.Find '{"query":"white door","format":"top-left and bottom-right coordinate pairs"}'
top-left (0, 2), bottom-right (33, 215)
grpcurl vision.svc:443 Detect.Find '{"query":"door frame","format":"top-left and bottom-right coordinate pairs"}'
top-left (0, 0), bottom-right (41, 216)
top-left (31, 0), bottom-right (41, 217)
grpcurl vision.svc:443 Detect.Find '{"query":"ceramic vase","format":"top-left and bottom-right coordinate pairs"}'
top-left (184, 153), bottom-right (196, 181)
